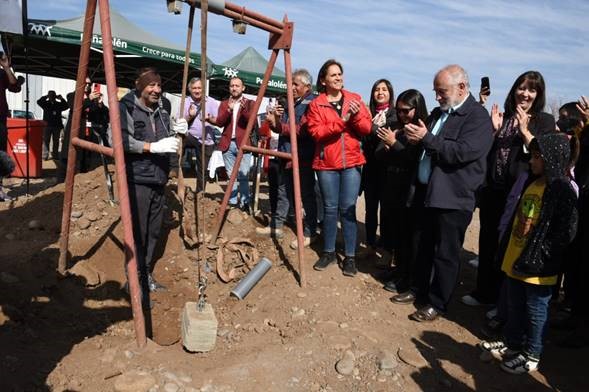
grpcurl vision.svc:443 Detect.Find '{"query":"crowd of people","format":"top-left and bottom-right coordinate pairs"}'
top-left (2, 50), bottom-right (589, 376)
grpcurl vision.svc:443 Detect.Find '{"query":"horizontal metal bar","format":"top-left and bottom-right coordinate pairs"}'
top-left (72, 137), bottom-right (114, 157)
top-left (242, 145), bottom-right (291, 160)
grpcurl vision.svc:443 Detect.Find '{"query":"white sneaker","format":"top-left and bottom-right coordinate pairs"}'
top-left (500, 352), bottom-right (539, 374)
top-left (461, 294), bottom-right (486, 307)
top-left (468, 257), bottom-right (479, 268)
top-left (289, 236), bottom-right (315, 249)
top-left (486, 307), bottom-right (498, 320)
top-left (255, 226), bottom-right (284, 238)
top-left (478, 340), bottom-right (518, 359)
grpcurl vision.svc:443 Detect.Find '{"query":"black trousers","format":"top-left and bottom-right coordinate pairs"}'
top-left (43, 125), bottom-right (62, 159)
top-left (473, 187), bottom-right (508, 303)
top-left (184, 134), bottom-right (214, 193)
top-left (414, 207), bottom-right (473, 312)
top-left (128, 182), bottom-right (165, 292)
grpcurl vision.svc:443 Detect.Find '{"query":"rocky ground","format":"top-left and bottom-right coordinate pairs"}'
top-left (0, 161), bottom-right (586, 392)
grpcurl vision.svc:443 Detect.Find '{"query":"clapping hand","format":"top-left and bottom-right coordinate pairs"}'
top-left (343, 99), bottom-right (362, 122)
top-left (490, 103), bottom-right (504, 134)
top-left (376, 127), bottom-right (397, 147)
top-left (576, 96), bottom-right (589, 123)
top-left (404, 119), bottom-right (428, 144)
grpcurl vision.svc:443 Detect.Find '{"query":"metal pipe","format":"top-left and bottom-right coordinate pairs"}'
top-left (230, 257), bottom-right (272, 299)
top-left (225, 1), bottom-right (284, 30)
top-left (185, 0), bottom-right (283, 35)
top-left (176, 5), bottom-right (196, 205)
top-left (211, 49), bottom-right (279, 242)
top-left (98, 0), bottom-right (147, 348)
top-left (57, 0), bottom-right (97, 274)
top-left (283, 49), bottom-right (306, 288)
top-left (198, 0), bottom-right (208, 278)
top-left (241, 145), bottom-right (291, 160)
top-left (222, 9), bottom-right (282, 35)
top-left (71, 137), bottom-right (113, 157)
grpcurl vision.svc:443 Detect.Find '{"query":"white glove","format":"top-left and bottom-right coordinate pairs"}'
top-left (149, 137), bottom-right (180, 154)
top-left (172, 117), bottom-right (188, 135)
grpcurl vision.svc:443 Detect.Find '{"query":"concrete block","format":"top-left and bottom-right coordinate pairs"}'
top-left (181, 302), bottom-right (217, 352)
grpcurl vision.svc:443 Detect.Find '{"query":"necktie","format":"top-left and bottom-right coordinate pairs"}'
top-left (417, 110), bottom-right (450, 184)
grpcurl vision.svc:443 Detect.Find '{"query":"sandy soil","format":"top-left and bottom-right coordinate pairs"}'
top-left (0, 162), bottom-right (585, 392)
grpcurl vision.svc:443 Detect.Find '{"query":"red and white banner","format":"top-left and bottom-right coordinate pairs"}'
top-left (0, 0), bottom-right (23, 35)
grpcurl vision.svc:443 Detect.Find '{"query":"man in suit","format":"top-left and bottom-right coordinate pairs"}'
top-left (215, 77), bottom-right (254, 213)
top-left (391, 64), bottom-right (493, 322)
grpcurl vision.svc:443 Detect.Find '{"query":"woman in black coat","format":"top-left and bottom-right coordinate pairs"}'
top-left (463, 71), bottom-right (555, 307)
top-left (373, 89), bottom-right (428, 292)
top-left (361, 79), bottom-right (397, 256)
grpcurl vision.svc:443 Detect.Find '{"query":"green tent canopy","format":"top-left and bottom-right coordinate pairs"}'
top-left (210, 46), bottom-right (287, 97)
top-left (7, 9), bottom-right (212, 92)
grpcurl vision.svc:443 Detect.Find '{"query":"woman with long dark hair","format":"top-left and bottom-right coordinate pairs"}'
top-left (463, 71), bottom-right (555, 308)
top-left (361, 79), bottom-right (397, 259)
top-left (306, 59), bottom-right (372, 277)
top-left (373, 89), bottom-right (429, 292)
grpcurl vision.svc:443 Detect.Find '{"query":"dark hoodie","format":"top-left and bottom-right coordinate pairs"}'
top-left (498, 133), bottom-right (578, 277)
top-left (116, 90), bottom-right (171, 185)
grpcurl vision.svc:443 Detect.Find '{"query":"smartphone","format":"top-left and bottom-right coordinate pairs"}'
top-left (481, 76), bottom-right (490, 93)
top-left (93, 83), bottom-right (101, 94)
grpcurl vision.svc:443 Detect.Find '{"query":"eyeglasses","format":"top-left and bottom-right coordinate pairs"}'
top-left (396, 107), bottom-right (414, 115)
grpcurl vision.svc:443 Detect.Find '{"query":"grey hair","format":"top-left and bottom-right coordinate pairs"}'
top-left (437, 64), bottom-right (470, 89)
top-left (293, 68), bottom-right (312, 87)
top-left (187, 77), bottom-right (201, 89)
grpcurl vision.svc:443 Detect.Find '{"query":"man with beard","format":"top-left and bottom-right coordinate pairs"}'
top-left (391, 64), bottom-right (493, 322)
top-left (215, 77), bottom-right (254, 213)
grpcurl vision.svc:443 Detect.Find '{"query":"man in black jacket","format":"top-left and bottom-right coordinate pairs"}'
top-left (392, 64), bottom-right (493, 322)
top-left (116, 67), bottom-right (186, 304)
top-left (37, 90), bottom-right (69, 160)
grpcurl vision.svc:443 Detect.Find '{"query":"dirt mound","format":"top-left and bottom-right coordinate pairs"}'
top-left (0, 167), bottom-right (585, 391)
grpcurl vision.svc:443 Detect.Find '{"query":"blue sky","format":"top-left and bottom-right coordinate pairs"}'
top-left (28, 0), bottom-right (589, 112)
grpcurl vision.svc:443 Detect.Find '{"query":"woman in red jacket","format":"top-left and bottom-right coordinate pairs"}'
top-left (306, 59), bottom-right (372, 276)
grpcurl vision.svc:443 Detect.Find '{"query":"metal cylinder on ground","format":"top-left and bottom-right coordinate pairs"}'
top-left (230, 257), bottom-right (272, 300)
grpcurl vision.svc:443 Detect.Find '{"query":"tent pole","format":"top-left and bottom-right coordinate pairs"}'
top-left (22, 0), bottom-right (30, 195)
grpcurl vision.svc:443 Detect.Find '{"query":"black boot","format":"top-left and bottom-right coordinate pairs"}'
top-left (313, 252), bottom-right (337, 271)
top-left (147, 274), bottom-right (167, 292)
top-left (341, 256), bottom-right (357, 277)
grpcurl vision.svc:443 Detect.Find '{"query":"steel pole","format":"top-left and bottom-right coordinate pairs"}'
top-left (283, 49), bottom-right (306, 287)
top-left (211, 49), bottom-right (279, 242)
top-left (57, 0), bottom-right (97, 274)
top-left (98, 0), bottom-right (146, 348)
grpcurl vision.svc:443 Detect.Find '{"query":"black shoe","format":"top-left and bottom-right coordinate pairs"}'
top-left (383, 276), bottom-right (409, 293)
top-left (410, 305), bottom-right (442, 322)
top-left (391, 291), bottom-right (416, 305)
top-left (241, 203), bottom-right (253, 215)
top-left (147, 274), bottom-right (167, 292)
top-left (341, 256), bottom-right (357, 277)
top-left (313, 252), bottom-right (337, 271)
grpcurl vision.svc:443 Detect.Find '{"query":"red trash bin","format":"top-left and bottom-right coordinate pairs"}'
top-left (6, 118), bottom-right (45, 178)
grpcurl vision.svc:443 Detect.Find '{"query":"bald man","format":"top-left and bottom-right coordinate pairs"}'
top-left (392, 64), bottom-right (493, 322)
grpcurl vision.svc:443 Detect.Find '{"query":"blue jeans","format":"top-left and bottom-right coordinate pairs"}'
top-left (317, 167), bottom-right (361, 257)
top-left (504, 277), bottom-right (553, 359)
top-left (273, 163), bottom-right (317, 237)
top-left (222, 140), bottom-right (252, 206)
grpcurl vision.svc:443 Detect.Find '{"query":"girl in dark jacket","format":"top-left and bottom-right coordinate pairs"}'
top-left (464, 71), bottom-right (556, 307)
top-left (479, 132), bottom-right (578, 374)
top-left (361, 79), bottom-right (396, 256)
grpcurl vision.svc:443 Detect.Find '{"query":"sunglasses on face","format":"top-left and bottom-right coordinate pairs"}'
top-left (396, 107), bottom-right (413, 115)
